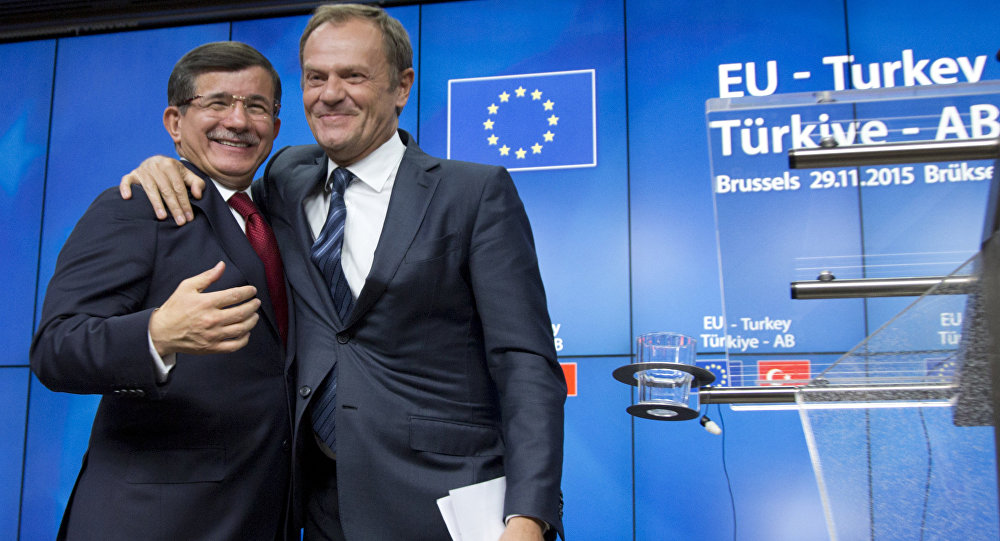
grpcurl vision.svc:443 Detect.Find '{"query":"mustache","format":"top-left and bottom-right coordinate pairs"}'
top-left (207, 129), bottom-right (260, 146)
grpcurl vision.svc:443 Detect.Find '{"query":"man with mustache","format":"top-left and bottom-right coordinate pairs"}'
top-left (31, 41), bottom-right (291, 540)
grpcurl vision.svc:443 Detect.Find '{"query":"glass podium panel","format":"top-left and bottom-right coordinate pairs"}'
top-left (796, 254), bottom-right (996, 540)
top-left (706, 82), bottom-right (1000, 540)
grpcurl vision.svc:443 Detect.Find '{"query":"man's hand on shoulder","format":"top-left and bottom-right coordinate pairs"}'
top-left (119, 155), bottom-right (205, 226)
top-left (499, 516), bottom-right (546, 541)
top-left (149, 262), bottom-right (260, 356)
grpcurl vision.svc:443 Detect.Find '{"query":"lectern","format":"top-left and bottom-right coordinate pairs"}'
top-left (701, 82), bottom-right (1000, 540)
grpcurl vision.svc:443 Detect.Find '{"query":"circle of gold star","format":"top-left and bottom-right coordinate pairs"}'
top-left (482, 85), bottom-right (558, 160)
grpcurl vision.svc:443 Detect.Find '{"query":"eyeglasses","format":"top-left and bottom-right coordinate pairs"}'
top-left (181, 93), bottom-right (280, 120)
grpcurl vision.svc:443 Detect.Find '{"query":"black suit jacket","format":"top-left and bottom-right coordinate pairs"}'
top-left (256, 131), bottom-right (566, 540)
top-left (30, 172), bottom-right (293, 541)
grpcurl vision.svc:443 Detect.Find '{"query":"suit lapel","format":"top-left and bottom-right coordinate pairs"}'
top-left (267, 155), bottom-right (341, 328)
top-left (186, 164), bottom-right (281, 343)
top-left (265, 135), bottom-right (440, 329)
top-left (347, 134), bottom-right (440, 324)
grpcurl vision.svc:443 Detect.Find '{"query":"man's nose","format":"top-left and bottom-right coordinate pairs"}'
top-left (318, 76), bottom-right (346, 103)
top-left (221, 100), bottom-right (252, 128)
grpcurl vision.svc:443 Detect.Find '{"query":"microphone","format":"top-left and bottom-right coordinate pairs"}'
top-left (700, 415), bottom-right (722, 435)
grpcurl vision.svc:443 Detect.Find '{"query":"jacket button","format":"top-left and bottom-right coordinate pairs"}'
top-left (336, 333), bottom-right (350, 344)
top-left (298, 386), bottom-right (312, 398)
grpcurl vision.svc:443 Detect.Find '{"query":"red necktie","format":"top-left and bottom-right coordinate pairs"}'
top-left (228, 192), bottom-right (288, 344)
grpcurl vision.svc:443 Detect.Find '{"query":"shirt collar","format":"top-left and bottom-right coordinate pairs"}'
top-left (211, 179), bottom-right (245, 202)
top-left (326, 131), bottom-right (406, 193)
top-left (179, 158), bottom-right (252, 201)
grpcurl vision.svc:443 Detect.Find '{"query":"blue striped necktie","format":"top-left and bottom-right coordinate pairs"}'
top-left (309, 167), bottom-right (354, 453)
top-left (311, 167), bottom-right (354, 321)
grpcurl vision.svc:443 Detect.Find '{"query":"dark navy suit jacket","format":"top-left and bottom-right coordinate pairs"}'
top-left (31, 169), bottom-right (293, 541)
top-left (256, 130), bottom-right (566, 540)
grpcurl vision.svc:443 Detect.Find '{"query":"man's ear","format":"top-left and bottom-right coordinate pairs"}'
top-left (163, 106), bottom-right (183, 145)
top-left (395, 67), bottom-right (415, 111)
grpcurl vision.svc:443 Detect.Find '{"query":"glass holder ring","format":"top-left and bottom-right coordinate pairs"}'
top-left (612, 362), bottom-right (716, 387)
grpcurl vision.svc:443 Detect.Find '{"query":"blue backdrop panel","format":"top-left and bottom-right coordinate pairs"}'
top-left (233, 14), bottom-right (313, 163)
top-left (22, 24), bottom-right (230, 539)
top-left (0, 368), bottom-right (29, 538)
top-left (845, 0), bottom-right (1000, 345)
top-left (634, 402), bottom-right (828, 541)
top-left (0, 40), bottom-right (55, 364)
top-left (626, 0), bottom-right (849, 346)
top-left (232, 4), bottom-right (420, 161)
top-left (20, 380), bottom-right (100, 540)
top-left (418, 0), bottom-right (631, 356)
top-left (845, 0), bottom-right (1000, 91)
top-left (561, 358), bottom-right (632, 539)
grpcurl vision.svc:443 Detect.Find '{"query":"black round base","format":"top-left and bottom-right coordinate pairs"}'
top-left (627, 403), bottom-right (700, 421)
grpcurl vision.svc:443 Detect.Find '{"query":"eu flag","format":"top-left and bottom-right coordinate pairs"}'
top-left (448, 70), bottom-right (596, 172)
top-left (697, 359), bottom-right (742, 387)
top-left (925, 356), bottom-right (958, 380)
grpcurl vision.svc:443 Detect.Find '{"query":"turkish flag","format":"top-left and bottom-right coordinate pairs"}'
top-left (560, 362), bottom-right (578, 397)
top-left (757, 360), bottom-right (811, 386)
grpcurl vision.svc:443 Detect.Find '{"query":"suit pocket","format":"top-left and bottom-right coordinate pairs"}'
top-left (403, 232), bottom-right (460, 263)
top-left (125, 446), bottom-right (226, 484)
top-left (408, 416), bottom-right (504, 457)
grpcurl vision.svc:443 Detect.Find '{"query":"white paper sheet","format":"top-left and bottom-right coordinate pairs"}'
top-left (436, 476), bottom-right (506, 541)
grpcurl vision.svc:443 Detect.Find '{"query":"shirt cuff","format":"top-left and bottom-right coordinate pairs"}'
top-left (505, 515), bottom-right (550, 533)
top-left (148, 331), bottom-right (175, 383)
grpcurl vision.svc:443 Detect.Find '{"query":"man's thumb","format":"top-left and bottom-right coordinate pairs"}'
top-left (189, 261), bottom-right (226, 292)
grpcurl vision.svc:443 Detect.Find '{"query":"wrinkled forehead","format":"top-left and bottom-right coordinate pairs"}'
top-left (194, 67), bottom-right (277, 100)
top-left (303, 20), bottom-right (391, 68)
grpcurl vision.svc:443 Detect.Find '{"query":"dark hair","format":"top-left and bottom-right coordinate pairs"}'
top-left (167, 41), bottom-right (281, 114)
top-left (299, 3), bottom-right (413, 87)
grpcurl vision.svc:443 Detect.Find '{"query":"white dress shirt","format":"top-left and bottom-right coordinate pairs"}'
top-left (303, 132), bottom-right (406, 298)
